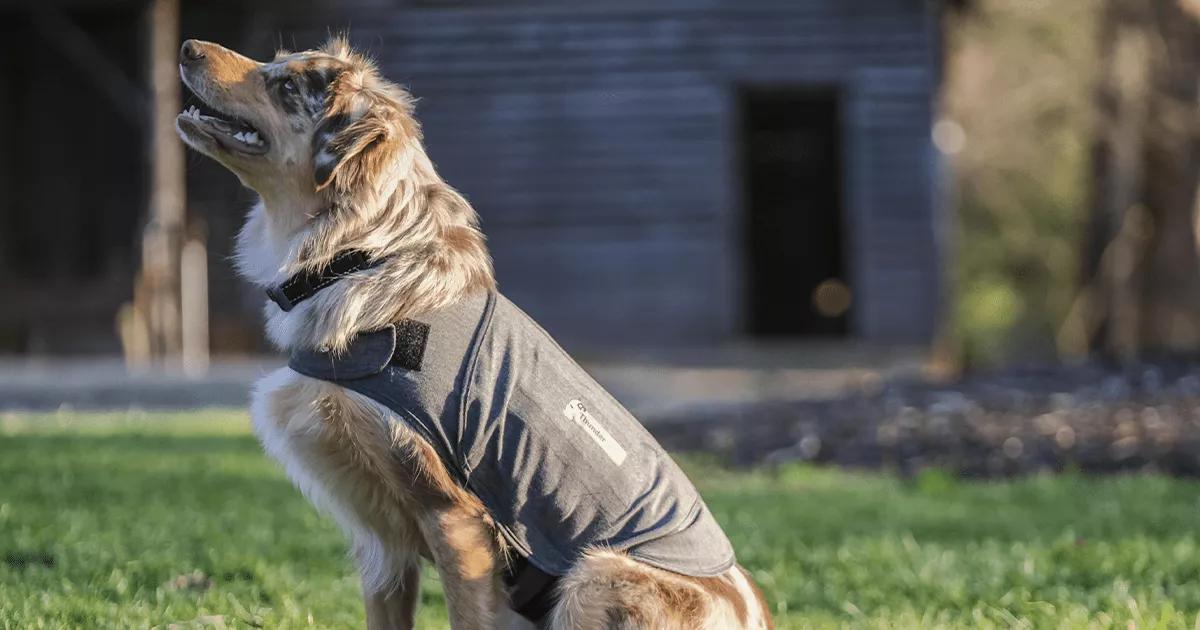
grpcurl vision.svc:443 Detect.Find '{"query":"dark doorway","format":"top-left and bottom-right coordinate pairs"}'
top-left (740, 88), bottom-right (849, 337)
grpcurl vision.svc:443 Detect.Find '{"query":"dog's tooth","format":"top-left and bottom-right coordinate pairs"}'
top-left (234, 132), bottom-right (246, 142)
top-left (246, 132), bottom-right (260, 144)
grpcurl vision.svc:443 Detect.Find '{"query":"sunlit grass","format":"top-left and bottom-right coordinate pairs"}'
top-left (3, 410), bottom-right (1200, 628)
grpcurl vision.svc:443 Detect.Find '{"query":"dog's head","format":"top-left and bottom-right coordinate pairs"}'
top-left (176, 37), bottom-right (417, 199)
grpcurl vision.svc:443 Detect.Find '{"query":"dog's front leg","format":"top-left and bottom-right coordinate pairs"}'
top-left (363, 564), bottom-right (420, 630)
top-left (419, 506), bottom-right (504, 629)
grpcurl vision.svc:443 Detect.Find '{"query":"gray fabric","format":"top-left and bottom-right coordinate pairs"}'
top-left (290, 290), bottom-right (736, 577)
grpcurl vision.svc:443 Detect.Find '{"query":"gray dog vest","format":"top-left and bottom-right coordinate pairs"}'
top-left (288, 290), bottom-right (735, 579)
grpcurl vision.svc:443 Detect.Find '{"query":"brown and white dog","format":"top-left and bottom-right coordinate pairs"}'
top-left (175, 37), bottom-right (772, 629)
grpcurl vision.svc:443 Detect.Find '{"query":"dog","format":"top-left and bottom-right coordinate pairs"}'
top-left (175, 37), bottom-right (773, 630)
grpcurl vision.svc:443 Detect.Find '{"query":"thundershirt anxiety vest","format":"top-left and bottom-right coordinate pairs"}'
top-left (288, 290), bottom-right (736, 578)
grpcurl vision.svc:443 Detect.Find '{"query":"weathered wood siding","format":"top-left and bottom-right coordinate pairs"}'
top-left (232, 0), bottom-right (943, 346)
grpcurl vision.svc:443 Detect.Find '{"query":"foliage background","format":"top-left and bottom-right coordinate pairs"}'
top-left (945, 1), bottom-right (1101, 366)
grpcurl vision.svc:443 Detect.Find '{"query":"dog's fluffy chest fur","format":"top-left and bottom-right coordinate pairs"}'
top-left (238, 199), bottom-right (499, 594)
top-left (239, 206), bottom-right (421, 590)
top-left (235, 202), bottom-right (310, 349)
top-left (249, 367), bottom-right (434, 592)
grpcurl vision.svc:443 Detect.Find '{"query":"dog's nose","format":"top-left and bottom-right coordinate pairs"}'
top-left (180, 40), bottom-right (206, 65)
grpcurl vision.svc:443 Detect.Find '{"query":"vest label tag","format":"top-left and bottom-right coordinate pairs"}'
top-left (563, 399), bottom-right (627, 466)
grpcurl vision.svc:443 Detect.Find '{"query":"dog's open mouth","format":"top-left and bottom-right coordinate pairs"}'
top-left (176, 89), bottom-right (268, 156)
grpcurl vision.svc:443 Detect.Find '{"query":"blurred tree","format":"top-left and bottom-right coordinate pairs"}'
top-left (942, 1), bottom-right (1098, 366)
top-left (1065, 0), bottom-right (1200, 358)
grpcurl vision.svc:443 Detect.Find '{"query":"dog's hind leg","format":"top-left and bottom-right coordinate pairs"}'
top-left (548, 550), bottom-right (770, 630)
top-left (548, 550), bottom-right (699, 630)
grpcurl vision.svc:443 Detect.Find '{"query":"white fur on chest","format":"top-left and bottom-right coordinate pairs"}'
top-left (235, 201), bottom-right (313, 350)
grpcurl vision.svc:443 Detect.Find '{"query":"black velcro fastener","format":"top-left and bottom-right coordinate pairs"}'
top-left (266, 250), bottom-right (384, 312)
top-left (390, 319), bottom-right (430, 371)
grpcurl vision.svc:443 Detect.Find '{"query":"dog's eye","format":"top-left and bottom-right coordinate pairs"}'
top-left (281, 79), bottom-right (298, 95)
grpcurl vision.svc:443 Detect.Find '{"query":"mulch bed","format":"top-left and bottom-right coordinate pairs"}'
top-left (648, 360), bottom-right (1200, 477)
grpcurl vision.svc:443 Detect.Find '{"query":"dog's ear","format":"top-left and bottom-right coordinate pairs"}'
top-left (312, 111), bottom-right (397, 192)
top-left (311, 112), bottom-right (356, 190)
top-left (311, 78), bottom-right (412, 193)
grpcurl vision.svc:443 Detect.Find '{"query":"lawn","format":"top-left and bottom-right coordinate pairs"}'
top-left (3, 412), bottom-right (1200, 629)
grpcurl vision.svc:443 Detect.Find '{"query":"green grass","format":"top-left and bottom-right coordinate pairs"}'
top-left (3, 411), bottom-right (1200, 629)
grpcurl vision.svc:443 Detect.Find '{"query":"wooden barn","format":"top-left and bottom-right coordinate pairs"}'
top-left (0, 0), bottom-right (947, 357)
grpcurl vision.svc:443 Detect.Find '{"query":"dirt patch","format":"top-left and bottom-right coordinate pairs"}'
top-left (649, 360), bottom-right (1200, 477)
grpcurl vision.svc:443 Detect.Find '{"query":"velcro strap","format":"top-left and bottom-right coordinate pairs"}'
top-left (288, 326), bottom-right (398, 381)
top-left (287, 319), bottom-right (430, 381)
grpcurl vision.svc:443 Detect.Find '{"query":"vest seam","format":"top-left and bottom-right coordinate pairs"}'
top-left (464, 469), bottom-right (570, 573)
top-left (457, 290), bottom-right (498, 480)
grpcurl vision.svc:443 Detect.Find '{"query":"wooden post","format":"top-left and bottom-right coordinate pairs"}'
top-left (141, 0), bottom-right (185, 363)
top-left (181, 232), bottom-right (210, 377)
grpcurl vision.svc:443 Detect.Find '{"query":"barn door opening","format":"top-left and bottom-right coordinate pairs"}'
top-left (740, 88), bottom-right (849, 337)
